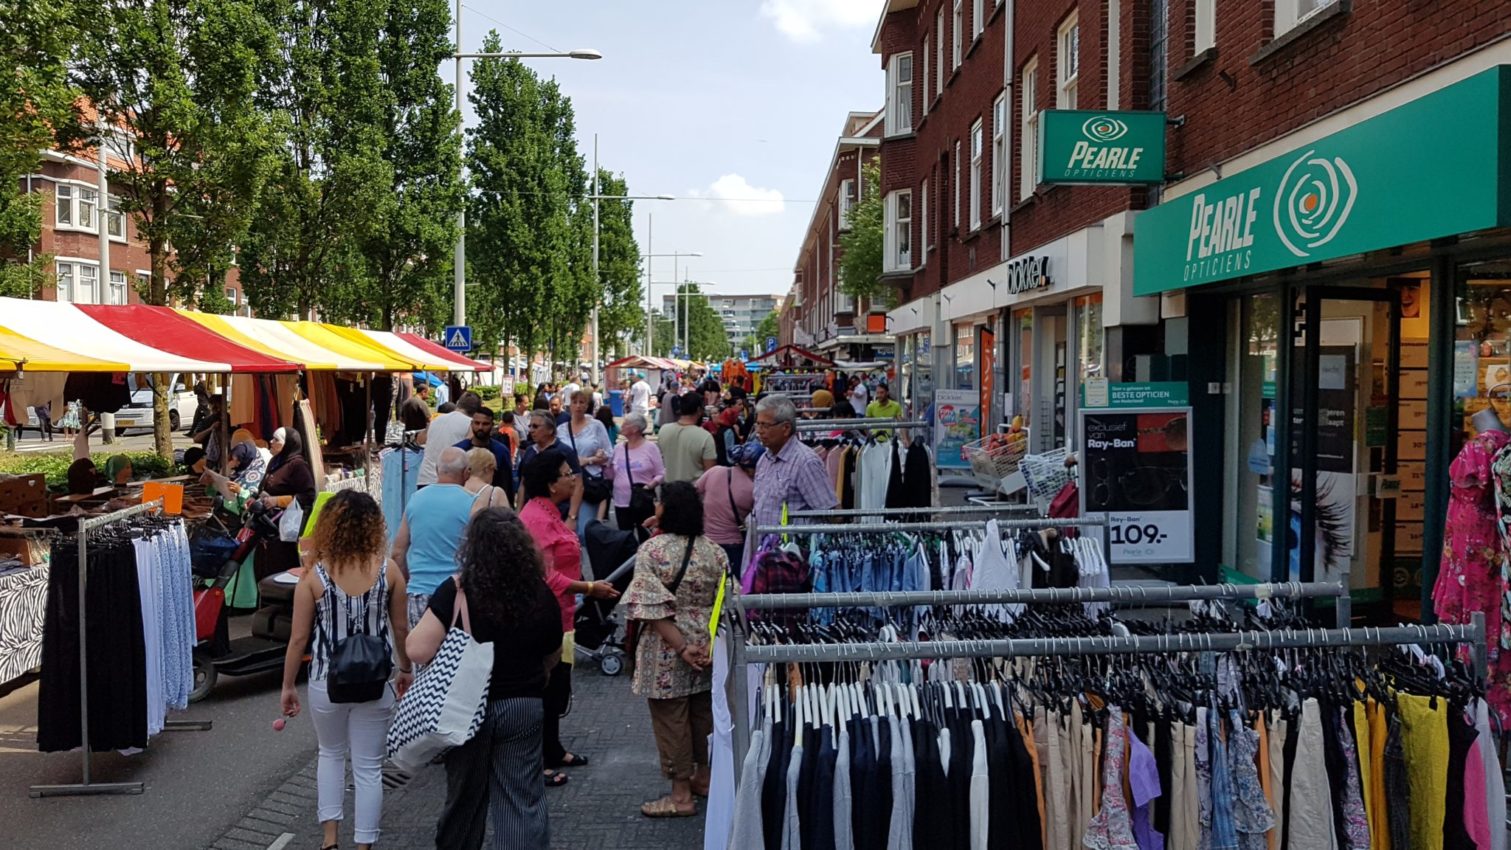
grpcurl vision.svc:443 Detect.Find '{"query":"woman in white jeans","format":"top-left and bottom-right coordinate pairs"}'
top-left (281, 491), bottom-right (414, 850)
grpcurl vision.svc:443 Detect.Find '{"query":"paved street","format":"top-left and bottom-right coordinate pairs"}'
top-left (7, 429), bottom-right (193, 455)
top-left (217, 657), bottom-right (705, 850)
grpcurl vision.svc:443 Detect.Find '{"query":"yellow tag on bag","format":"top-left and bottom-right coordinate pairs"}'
top-left (708, 572), bottom-right (728, 641)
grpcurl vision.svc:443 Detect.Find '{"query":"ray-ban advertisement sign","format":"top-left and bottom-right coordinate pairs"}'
top-left (1040, 110), bottom-right (1167, 185)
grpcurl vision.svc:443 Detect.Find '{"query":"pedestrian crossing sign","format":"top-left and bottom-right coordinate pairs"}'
top-left (443, 325), bottom-right (472, 352)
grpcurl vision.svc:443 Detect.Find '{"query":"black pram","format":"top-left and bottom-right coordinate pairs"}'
top-left (574, 520), bottom-right (647, 675)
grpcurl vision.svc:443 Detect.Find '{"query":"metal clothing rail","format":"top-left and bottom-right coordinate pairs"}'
top-left (784, 503), bottom-right (1040, 519)
top-left (735, 580), bottom-right (1348, 611)
top-left (31, 500), bottom-right (212, 799)
top-left (753, 514), bottom-right (1107, 536)
top-left (795, 418), bottom-right (927, 431)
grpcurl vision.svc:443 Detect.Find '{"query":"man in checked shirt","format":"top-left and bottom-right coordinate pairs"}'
top-left (750, 394), bottom-right (838, 532)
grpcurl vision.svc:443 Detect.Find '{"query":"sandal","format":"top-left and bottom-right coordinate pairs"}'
top-left (544, 769), bottom-right (569, 788)
top-left (641, 796), bottom-right (697, 818)
top-left (556, 752), bottom-right (590, 768)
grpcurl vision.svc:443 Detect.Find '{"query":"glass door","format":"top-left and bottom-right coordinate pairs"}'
top-left (1286, 285), bottom-right (1402, 618)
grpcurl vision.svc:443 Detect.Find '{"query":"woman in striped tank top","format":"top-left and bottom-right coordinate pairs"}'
top-left (281, 491), bottom-right (413, 850)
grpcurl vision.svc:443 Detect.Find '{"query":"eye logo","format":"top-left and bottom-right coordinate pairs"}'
top-left (1273, 149), bottom-right (1357, 258)
top-left (1082, 116), bottom-right (1129, 143)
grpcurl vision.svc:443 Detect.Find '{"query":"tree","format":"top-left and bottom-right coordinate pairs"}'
top-left (358, 0), bottom-right (462, 331)
top-left (466, 34), bottom-right (590, 359)
top-left (593, 169), bottom-right (643, 360)
top-left (838, 159), bottom-right (885, 304)
top-left (667, 283), bottom-right (731, 362)
top-left (74, 0), bottom-right (279, 456)
top-left (745, 309), bottom-right (781, 355)
top-left (0, 0), bottom-right (85, 297)
top-left (239, 0), bottom-right (393, 322)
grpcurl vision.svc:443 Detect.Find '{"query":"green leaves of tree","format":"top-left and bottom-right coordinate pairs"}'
top-left (838, 159), bottom-right (886, 306)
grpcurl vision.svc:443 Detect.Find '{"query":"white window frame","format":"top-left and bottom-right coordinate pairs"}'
top-left (936, 10), bottom-right (946, 93)
top-left (972, 0), bottom-right (984, 40)
top-left (884, 190), bottom-right (913, 272)
top-left (77, 187), bottom-right (98, 232)
top-left (953, 140), bottom-right (962, 228)
top-left (886, 52), bottom-right (914, 136)
top-left (922, 177), bottom-right (931, 255)
top-left (105, 195), bottom-right (125, 239)
top-left (1275, 0), bottom-right (1338, 38)
top-left (1194, 0), bottom-right (1214, 53)
top-left (952, 0), bottom-right (963, 70)
top-left (55, 184), bottom-right (73, 226)
top-left (56, 261), bottom-right (74, 302)
top-left (991, 93), bottom-right (1007, 216)
top-left (922, 39), bottom-right (930, 116)
top-left (969, 119), bottom-right (984, 231)
top-left (1020, 57), bottom-right (1040, 201)
top-left (109, 271), bottom-right (129, 305)
top-left (1057, 13), bottom-right (1079, 109)
top-left (838, 178), bottom-right (856, 230)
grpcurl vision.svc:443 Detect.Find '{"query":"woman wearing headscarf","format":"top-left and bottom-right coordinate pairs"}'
top-left (256, 427), bottom-right (318, 580)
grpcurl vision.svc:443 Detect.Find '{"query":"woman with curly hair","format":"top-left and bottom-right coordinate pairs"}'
top-left (280, 490), bottom-right (413, 850)
top-left (407, 508), bottom-right (612, 848)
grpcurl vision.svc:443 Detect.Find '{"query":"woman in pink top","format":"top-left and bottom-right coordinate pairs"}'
top-left (519, 448), bottom-right (592, 785)
top-left (605, 413), bottom-right (665, 531)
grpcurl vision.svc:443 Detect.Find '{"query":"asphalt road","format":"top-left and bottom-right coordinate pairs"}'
top-left (9, 429), bottom-right (192, 455)
top-left (0, 618), bottom-right (314, 850)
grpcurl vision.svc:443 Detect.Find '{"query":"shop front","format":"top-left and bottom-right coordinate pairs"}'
top-left (1133, 65), bottom-right (1511, 618)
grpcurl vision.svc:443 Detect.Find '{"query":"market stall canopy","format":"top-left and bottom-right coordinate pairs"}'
top-left (77, 304), bottom-right (301, 372)
top-left (177, 312), bottom-right (395, 371)
top-left (0, 325), bottom-right (126, 372)
top-left (284, 321), bottom-right (414, 371)
top-left (605, 355), bottom-right (679, 371)
top-left (395, 332), bottom-right (491, 372)
top-left (748, 344), bottom-right (835, 369)
top-left (0, 297), bottom-right (237, 373)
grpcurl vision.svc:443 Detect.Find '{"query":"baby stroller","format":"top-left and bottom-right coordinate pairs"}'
top-left (575, 519), bottom-right (647, 676)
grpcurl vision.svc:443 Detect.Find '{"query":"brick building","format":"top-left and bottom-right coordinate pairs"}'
top-left (19, 133), bottom-right (248, 312)
top-left (780, 110), bottom-right (884, 360)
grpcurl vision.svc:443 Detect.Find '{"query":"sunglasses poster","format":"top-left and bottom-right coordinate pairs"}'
top-left (1079, 407), bottom-right (1194, 563)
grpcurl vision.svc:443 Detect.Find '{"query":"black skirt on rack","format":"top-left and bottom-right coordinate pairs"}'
top-left (37, 540), bottom-right (147, 753)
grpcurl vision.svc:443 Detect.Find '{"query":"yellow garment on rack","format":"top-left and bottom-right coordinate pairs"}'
top-left (1367, 699), bottom-right (1390, 850)
top-left (1398, 692), bottom-right (1449, 850)
top-left (1017, 711), bottom-right (1048, 850)
top-left (1350, 697), bottom-right (1377, 850)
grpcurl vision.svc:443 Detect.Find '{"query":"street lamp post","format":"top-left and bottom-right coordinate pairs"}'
top-left (641, 250), bottom-right (701, 358)
top-left (453, 1), bottom-right (600, 330)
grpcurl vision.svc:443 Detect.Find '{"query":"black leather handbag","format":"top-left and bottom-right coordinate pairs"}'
top-left (327, 631), bottom-right (392, 703)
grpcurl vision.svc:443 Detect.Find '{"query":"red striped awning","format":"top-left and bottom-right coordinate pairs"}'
top-left (78, 304), bottom-right (302, 372)
top-left (397, 332), bottom-right (491, 371)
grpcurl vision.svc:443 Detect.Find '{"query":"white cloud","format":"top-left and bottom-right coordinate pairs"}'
top-left (759, 0), bottom-right (875, 43)
top-left (695, 173), bottom-right (787, 217)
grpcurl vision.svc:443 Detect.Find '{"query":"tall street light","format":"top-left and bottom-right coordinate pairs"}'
top-left (587, 134), bottom-right (673, 386)
top-left (641, 245), bottom-right (701, 357)
top-left (453, 2), bottom-right (600, 329)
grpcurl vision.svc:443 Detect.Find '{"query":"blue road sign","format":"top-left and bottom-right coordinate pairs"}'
top-left (671, 345), bottom-right (683, 358)
top-left (739, 349), bottom-right (748, 360)
top-left (765, 336), bottom-right (778, 353)
top-left (443, 325), bottom-right (473, 352)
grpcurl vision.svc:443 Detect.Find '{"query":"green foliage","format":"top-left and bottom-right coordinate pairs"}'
top-left (592, 169), bottom-right (643, 359)
top-left (0, 450), bottom-right (175, 492)
top-left (0, 0), bottom-right (85, 296)
top-left (657, 283), bottom-right (730, 361)
top-left (838, 160), bottom-right (885, 303)
top-left (465, 35), bottom-right (591, 358)
top-left (473, 384), bottom-right (501, 402)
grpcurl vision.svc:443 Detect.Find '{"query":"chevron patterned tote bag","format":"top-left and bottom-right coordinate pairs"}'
top-left (386, 579), bottom-right (493, 772)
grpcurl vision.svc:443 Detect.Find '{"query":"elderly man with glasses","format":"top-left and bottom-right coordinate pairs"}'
top-left (751, 395), bottom-right (837, 531)
top-left (516, 410), bottom-right (585, 525)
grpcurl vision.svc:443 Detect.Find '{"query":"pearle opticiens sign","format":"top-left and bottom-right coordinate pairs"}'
top-left (1040, 110), bottom-right (1167, 184)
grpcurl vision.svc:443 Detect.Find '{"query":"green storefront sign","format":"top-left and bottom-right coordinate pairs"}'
top-left (1133, 66), bottom-right (1511, 296)
top-left (1082, 381), bottom-right (1189, 409)
top-left (1041, 110), bottom-right (1167, 184)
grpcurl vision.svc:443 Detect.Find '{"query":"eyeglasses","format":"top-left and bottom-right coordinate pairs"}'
top-left (754, 420), bottom-right (786, 430)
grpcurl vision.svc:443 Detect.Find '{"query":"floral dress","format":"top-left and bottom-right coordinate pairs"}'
top-left (1434, 428), bottom-right (1511, 722)
top-left (623, 533), bottom-right (728, 700)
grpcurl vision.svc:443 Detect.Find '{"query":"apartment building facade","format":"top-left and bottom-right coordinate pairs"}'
top-left (662, 293), bottom-right (782, 356)
top-left (780, 110), bottom-right (884, 356)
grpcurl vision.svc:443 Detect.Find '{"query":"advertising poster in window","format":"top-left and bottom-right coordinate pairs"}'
top-left (1287, 345), bottom-right (1357, 582)
top-left (1079, 406), bottom-right (1194, 563)
top-left (980, 326), bottom-right (996, 428)
top-left (933, 389), bottom-right (980, 469)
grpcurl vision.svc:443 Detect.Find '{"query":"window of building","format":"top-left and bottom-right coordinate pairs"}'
top-left (1194, 0), bottom-right (1215, 53)
top-left (887, 52), bottom-right (914, 135)
top-left (106, 196), bottom-right (125, 239)
top-left (55, 185), bottom-right (73, 225)
top-left (953, 140), bottom-right (962, 228)
top-left (109, 271), bottom-right (128, 305)
top-left (78, 187), bottom-right (98, 231)
top-left (1020, 58), bottom-right (1040, 201)
top-left (955, 323), bottom-right (976, 389)
top-left (922, 39), bottom-right (930, 115)
top-left (972, 0), bottom-right (984, 40)
top-left (1275, 0), bottom-right (1338, 37)
top-left (936, 10), bottom-right (946, 93)
top-left (969, 119), bottom-right (983, 231)
top-left (952, 0), bottom-right (963, 70)
top-left (838, 178), bottom-right (856, 229)
top-left (77, 263), bottom-right (98, 303)
top-left (56, 262), bottom-right (74, 302)
top-left (912, 178), bottom-right (924, 258)
top-left (884, 190), bottom-right (913, 272)
top-left (991, 93), bottom-right (1007, 216)
top-left (1057, 13), bottom-right (1079, 109)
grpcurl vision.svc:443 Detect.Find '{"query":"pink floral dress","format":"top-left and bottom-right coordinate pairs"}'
top-left (1434, 428), bottom-right (1511, 722)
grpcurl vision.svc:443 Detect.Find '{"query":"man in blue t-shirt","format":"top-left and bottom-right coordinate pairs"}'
top-left (389, 446), bottom-right (474, 630)
top-left (454, 405), bottom-right (515, 504)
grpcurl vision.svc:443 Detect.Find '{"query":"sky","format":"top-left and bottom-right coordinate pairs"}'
top-left (458, 0), bottom-right (882, 302)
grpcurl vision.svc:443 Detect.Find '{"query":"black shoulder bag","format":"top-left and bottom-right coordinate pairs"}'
top-left (624, 444), bottom-right (656, 517)
top-left (325, 569), bottom-right (394, 704)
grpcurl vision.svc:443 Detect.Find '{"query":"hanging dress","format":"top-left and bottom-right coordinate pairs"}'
top-left (1435, 427), bottom-right (1511, 723)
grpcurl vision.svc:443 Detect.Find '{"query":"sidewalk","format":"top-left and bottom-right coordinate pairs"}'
top-left (215, 659), bottom-right (706, 849)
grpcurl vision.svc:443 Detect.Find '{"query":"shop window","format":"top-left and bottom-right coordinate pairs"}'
top-left (955, 323), bottom-right (976, 389)
top-left (1075, 294), bottom-right (1104, 388)
top-left (1225, 293), bottom-right (1280, 580)
top-left (1455, 260), bottom-right (1511, 455)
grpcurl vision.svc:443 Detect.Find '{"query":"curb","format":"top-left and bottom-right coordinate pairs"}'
top-left (208, 756), bottom-right (318, 850)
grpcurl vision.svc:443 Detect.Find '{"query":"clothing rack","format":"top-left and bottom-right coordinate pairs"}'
top-left (733, 580), bottom-right (1350, 612)
top-left (30, 500), bottom-right (212, 799)
top-left (752, 515), bottom-right (1106, 536)
top-left (784, 503), bottom-right (1040, 519)
top-left (795, 418), bottom-right (928, 431)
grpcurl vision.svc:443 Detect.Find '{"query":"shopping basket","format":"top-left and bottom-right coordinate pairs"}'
top-left (1020, 447), bottom-right (1074, 513)
top-left (962, 431), bottom-right (1030, 496)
